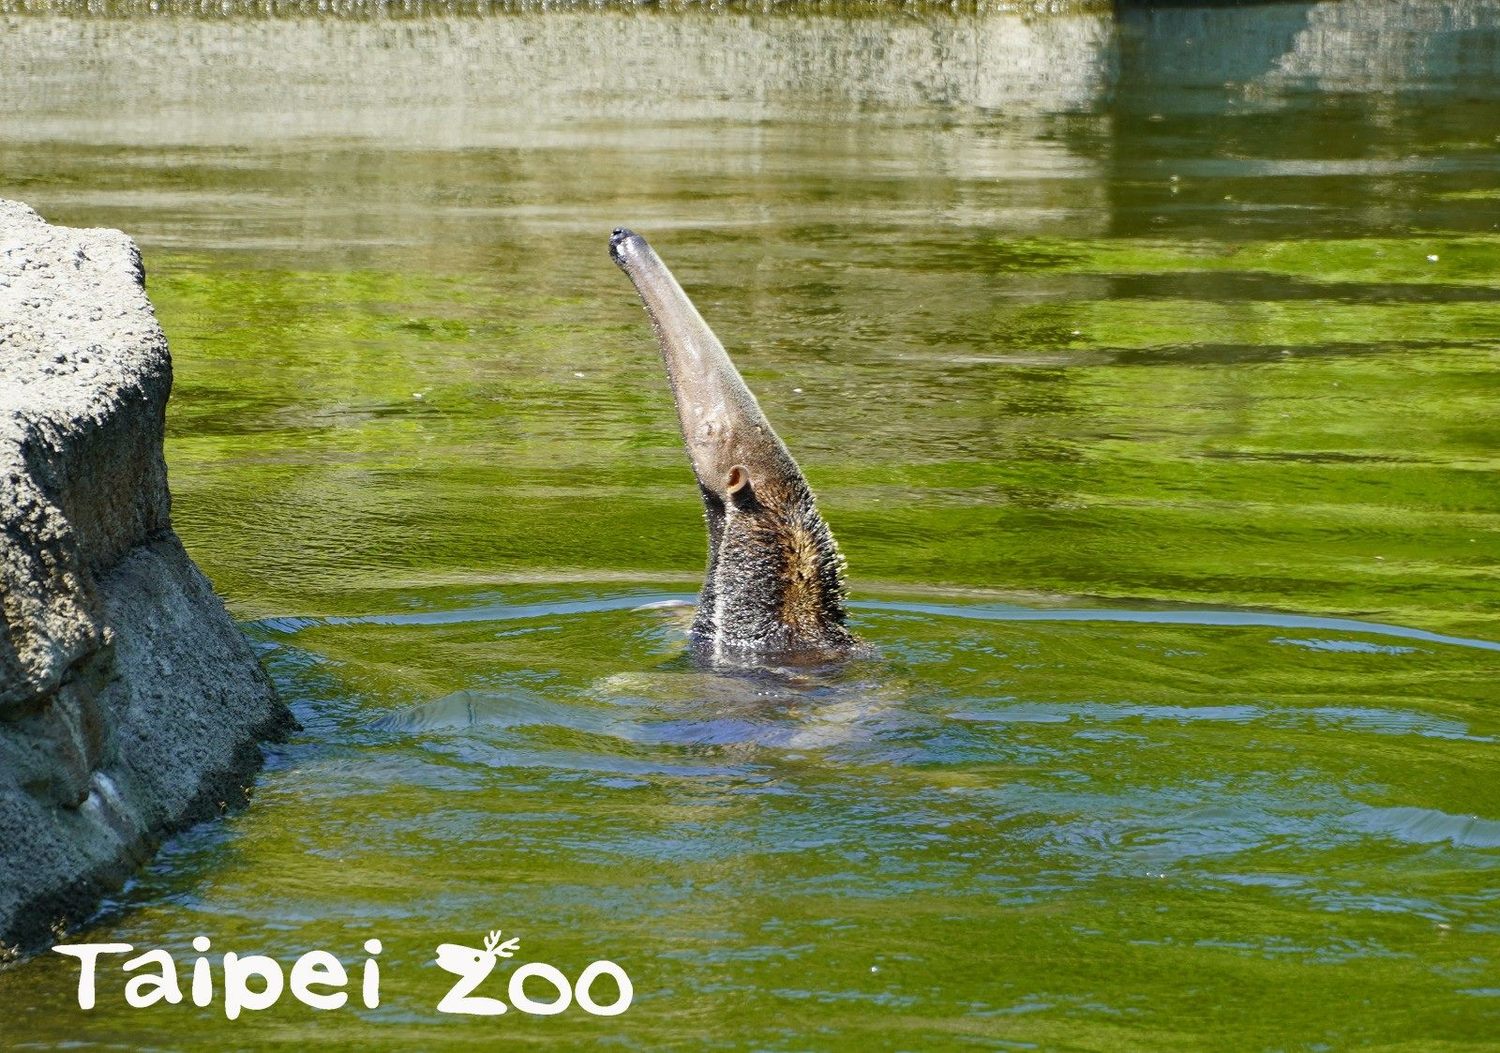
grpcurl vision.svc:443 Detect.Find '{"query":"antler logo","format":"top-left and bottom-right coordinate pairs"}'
top-left (434, 929), bottom-right (520, 1015)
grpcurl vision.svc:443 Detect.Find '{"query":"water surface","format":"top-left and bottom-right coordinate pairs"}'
top-left (1, 2), bottom-right (1498, 1048)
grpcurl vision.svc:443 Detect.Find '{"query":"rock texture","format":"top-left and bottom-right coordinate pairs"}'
top-left (0, 199), bottom-right (292, 960)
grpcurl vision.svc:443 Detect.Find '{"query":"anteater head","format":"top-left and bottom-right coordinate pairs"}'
top-left (610, 228), bottom-right (858, 661)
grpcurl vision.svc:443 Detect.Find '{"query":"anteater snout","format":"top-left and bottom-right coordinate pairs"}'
top-left (609, 227), bottom-right (639, 266)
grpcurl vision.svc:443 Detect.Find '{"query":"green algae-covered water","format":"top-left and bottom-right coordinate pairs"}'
top-left (3, 3), bottom-right (1500, 1048)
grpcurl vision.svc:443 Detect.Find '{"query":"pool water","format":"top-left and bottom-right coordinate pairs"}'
top-left (1, 2), bottom-right (1498, 1048)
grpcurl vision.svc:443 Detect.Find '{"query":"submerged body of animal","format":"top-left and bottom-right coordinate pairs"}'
top-left (609, 228), bottom-right (863, 663)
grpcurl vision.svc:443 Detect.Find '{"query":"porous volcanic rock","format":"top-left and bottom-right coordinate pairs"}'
top-left (0, 199), bottom-right (292, 960)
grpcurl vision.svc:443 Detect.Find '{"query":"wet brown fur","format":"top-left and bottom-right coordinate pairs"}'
top-left (697, 475), bottom-right (854, 658)
top-left (778, 518), bottom-right (832, 639)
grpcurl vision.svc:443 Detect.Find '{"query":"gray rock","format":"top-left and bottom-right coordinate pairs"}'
top-left (0, 199), bottom-right (294, 961)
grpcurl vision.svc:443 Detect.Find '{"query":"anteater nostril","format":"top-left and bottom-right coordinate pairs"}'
top-left (608, 227), bottom-right (637, 264)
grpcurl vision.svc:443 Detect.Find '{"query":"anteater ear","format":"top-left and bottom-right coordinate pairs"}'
top-left (726, 465), bottom-right (752, 496)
